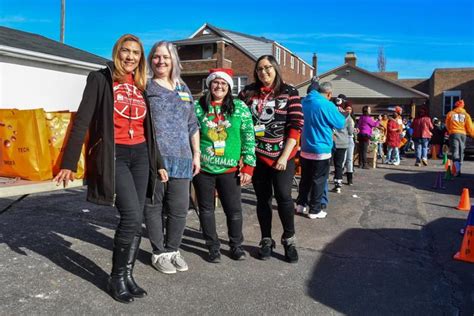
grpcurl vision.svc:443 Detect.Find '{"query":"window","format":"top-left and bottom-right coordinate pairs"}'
top-left (275, 46), bottom-right (281, 64)
top-left (232, 76), bottom-right (248, 95)
top-left (443, 90), bottom-right (461, 115)
top-left (302, 64), bottom-right (306, 76)
top-left (283, 50), bottom-right (287, 66)
top-left (297, 60), bottom-right (299, 74)
top-left (290, 56), bottom-right (294, 69)
top-left (202, 44), bottom-right (213, 59)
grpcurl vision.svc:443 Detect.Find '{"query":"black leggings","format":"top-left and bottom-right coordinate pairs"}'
top-left (358, 135), bottom-right (370, 166)
top-left (333, 148), bottom-right (347, 180)
top-left (252, 159), bottom-right (295, 240)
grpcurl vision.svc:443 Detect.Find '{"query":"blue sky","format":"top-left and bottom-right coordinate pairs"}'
top-left (1, 0), bottom-right (473, 78)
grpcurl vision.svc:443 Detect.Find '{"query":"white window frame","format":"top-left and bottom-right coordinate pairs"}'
top-left (290, 56), bottom-right (294, 69)
top-left (302, 63), bottom-right (306, 76)
top-left (283, 50), bottom-right (287, 66)
top-left (232, 76), bottom-right (248, 96)
top-left (297, 60), bottom-right (299, 74)
top-left (275, 46), bottom-right (281, 64)
top-left (443, 90), bottom-right (462, 115)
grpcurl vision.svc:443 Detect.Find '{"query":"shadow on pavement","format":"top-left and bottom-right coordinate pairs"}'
top-left (384, 171), bottom-right (474, 196)
top-left (307, 217), bottom-right (474, 314)
top-left (0, 191), bottom-right (115, 293)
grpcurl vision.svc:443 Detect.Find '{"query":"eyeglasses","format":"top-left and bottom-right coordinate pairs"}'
top-left (211, 80), bottom-right (228, 88)
top-left (256, 65), bottom-right (274, 73)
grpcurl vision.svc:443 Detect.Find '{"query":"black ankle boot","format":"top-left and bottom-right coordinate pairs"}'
top-left (126, 236), bottom-right (147, 298)
top-left (282, 236), bottom-right (298, 263)
top-left (347, 172), bottom-right (353, 185)
top-left (108, 245), bottom-right (134, 303)
top-left (258, 238), bottom-right (275, 260)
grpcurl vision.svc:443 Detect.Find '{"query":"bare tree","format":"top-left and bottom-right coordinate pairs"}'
top-left (377, 46), bottom-right (386, 72)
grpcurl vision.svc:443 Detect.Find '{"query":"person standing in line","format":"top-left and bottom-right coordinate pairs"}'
top-left (54, 34), bottom-right (165, 303)
top-left (295, 81), bottom-right (345, 219)
top-left (331, 98), bottom-right (353, 193)
top-left (193, 68), bottom-right (256, 263)
top-left (356, 106), bottom-right (379, 169)
top-left (430, 117), bottom-right (445, 158)
top-left (385, 111), bottom-right (402, 165)
top-left (412, 106), bottom-right (433, 166)
top-left (239, 55), bottom-right (303, 263)
top-left (343, 103), bottom-right (356, 185)
top-left (445, 100), bottom-right (474, 176)
top-left (144, 41), bottom-right (200, 274)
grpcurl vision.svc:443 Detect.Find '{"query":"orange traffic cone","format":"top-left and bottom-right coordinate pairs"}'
top-left (431, 145), bottom-right (438, 160)
top-left (445, 159), bottom-right (451, 171)
top-left (454, 206), bottom-right (474, 263)
top-left (456, 188), bottom-right (471, 211)
top-left (451, 162), bottom-right (457, 177)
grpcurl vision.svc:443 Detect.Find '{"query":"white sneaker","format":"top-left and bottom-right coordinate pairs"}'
top-left (151, 252), bottom-right (177, 274)
top-left (171, 251), bottom-right (188, 272)
top-left (295, 204), bottom-right (307, 215)
top-left (308, 210), bottom-right (327, 219)
top-left (393, 160), bottom-right (400, 166)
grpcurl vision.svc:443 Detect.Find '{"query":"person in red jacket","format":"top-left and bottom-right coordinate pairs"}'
top-left (412, 106), bottom-right (434, 166)
top-left (385, 112), bottom-right (402, 165)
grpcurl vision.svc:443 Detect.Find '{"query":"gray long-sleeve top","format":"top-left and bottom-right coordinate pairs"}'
top-left (334, 114), bottom-right (355, 149)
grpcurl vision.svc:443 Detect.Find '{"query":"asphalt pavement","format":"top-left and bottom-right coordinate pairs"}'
top-left (1, 156), bottom-right (474, 315)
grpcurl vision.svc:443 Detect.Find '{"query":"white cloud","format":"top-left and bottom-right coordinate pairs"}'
top-left (0, 15), bottom-right (51, 24)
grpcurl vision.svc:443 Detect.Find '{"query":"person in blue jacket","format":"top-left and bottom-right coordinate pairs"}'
top-left (296, 80), bottom-right (345, 219)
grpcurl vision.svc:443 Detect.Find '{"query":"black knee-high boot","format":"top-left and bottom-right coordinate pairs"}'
top-left (108, 244), bottom-right (134, 303)
top-left (126, 236), bottom-right (147, 298)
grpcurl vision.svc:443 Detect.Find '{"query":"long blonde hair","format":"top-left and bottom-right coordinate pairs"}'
top-left (112, 34), bottom-right (147, 91)
top-left (147, 41), bottom-right (184, 85)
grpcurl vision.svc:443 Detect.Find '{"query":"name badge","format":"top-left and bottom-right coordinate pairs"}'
top-left (178, 91), bottom-right (191, 102)
top-left (254, 124), bottom-right (265, 137)
top-left (213, 140), bottom-right (226, 156)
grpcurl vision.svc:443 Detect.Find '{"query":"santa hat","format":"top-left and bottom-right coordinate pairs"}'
top-left (206, 68), bottom-right (234, 90)
top-left (455, 100), bottom-right (465, 108)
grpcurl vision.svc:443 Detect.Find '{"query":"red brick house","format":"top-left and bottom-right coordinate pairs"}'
top-left (399, 68), bottom-right (474, 119)
top-left (172, 23), bottom-right (314, 96)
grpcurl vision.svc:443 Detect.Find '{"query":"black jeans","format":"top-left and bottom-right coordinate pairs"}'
top-left (114, 143), bottom-right (149, 247)
top-left (144, 178), bottom-right (189, 254)
top-left (296, 157), bottom-right (330, 214)
top-left (358, 134), bottom-right (370, 167)
top-left (253, 159), bottom-right (295, 240)
top-left (333, 148), bottom-right (347, 180)
top-left (193, 171), bottom-right (243, 249)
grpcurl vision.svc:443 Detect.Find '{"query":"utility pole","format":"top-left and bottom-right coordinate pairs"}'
top-left (60, 0), bottom-right (65, 43)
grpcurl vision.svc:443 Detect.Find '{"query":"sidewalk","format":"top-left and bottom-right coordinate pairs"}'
top-left (1, 157), bottom-right (473, 314)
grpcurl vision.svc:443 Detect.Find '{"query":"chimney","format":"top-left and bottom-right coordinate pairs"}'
top-left (345, 52), bottom-right (357, 67)
top-left (312, 53), bottom-right (318, 76)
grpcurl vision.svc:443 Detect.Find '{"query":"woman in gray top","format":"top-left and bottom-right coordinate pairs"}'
top-left (332, 97), bottom-right (354, 193)
top-left (144, 41), bottom-right (200, 274)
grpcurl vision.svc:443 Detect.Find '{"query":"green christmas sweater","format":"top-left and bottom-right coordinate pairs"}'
top-left (195, 99), bottom-right (256, 175)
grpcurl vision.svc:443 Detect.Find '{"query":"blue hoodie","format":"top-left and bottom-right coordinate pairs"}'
top-left (301, 90), bottom-right (345, 155)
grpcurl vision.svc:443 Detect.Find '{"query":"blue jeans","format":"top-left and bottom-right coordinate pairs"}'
top-left (414, 138), bottom-right (430, 162)
top-left (386, 146), bottom-right (399, 163)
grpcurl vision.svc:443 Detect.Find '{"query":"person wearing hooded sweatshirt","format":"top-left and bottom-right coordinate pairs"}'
top-left (296, 81), bottom-right (345, 219)
top-left (445, 100), bottom-right (474, 175)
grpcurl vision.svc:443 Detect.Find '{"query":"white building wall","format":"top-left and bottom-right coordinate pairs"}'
top-left (0, 56), bottom-right (98, 112)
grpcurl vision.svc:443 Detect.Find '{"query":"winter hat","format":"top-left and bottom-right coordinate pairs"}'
top-left (206, 68), bottom-right (234, 90)
top-left (455, 100), bottom-right (465, 108)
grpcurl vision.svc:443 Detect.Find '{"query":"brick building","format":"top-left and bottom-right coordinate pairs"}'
top-left (399, 68), bottom-right (474, 119)
top-left (172, 23), bottom-right (314, 96)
